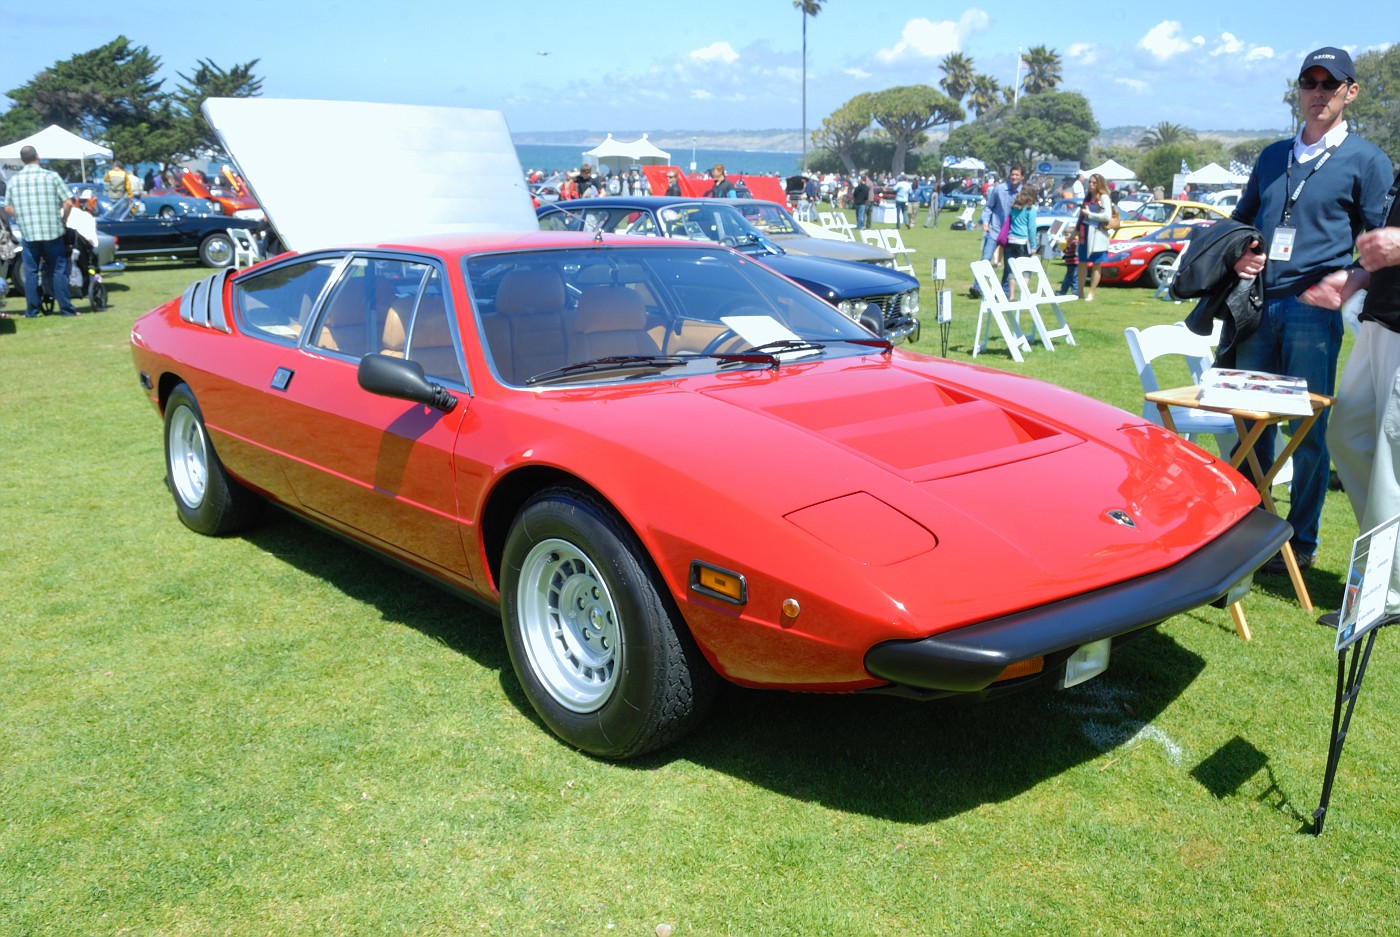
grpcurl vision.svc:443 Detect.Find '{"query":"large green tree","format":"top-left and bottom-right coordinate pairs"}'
top-left (172, 58), bottom-right (264, 160)
top-left (966, 73), bottom-right (1003, 118)
top-left (938, 52), bottom-right (975, 122)
top-left (793, 0), bottom-right (825, 170)
top-left (811, 93), bottom-right (874, 174)
top-left (944, 90), bottom-right (1097, 171)
top-left (1350, 44), bottom-right (1400, 165)
top-left (867, 85), bottom-right (962, 173)
top-left (0, 36), bottom-right (262, 170)
top-left (1020, 45), bottom-right (1062, 96)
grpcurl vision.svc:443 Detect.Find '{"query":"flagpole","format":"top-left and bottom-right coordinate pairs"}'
top-left (1013, 44), bottom-right (1022, 107)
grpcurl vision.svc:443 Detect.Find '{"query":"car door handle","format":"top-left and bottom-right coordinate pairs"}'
top-left (271, 367), bottom-right (294, 391)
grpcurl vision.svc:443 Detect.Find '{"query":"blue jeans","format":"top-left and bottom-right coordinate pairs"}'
top-left (1229, 293), bottom-right (1343, 555)
top-left (21, 236), bottom-right (74, 316)
top-left (855, 204), bottom-right (868, 229)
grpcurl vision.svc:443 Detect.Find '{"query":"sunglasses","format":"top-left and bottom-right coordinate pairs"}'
top-left (1298, 76), bottom-right (1349, 91)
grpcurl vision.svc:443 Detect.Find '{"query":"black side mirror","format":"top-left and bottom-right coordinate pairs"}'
top-left (357, 353), bottom-right (458, 412)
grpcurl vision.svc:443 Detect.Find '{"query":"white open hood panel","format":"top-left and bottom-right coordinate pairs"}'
top-left (201, 98), bottom-right (537, 252)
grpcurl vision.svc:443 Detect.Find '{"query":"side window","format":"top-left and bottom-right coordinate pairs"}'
top-left (538, 210), bottom-right (577, 233)
top-left (234, 256), bottom-right (339, 342)
top-left (312, 256), bottom-right (436, 360)
top-left (405, 268), bottom-right (466, 385)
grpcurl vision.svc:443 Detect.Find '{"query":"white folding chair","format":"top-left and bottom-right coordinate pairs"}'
top-left (1125, 323), bottom-right (1238, 457)
top-left (970, 259), bottom-right (1034, 362)
top-left (1153, 240), bottom-right (1190, 302)
top-left (1008, 256), bottom-right (1077, 351)
top-left (228, 227), bottom-right (262, 269)
top-left (880, 229), bottom-right (917, 275)
top-left (859, 229), bottom-right (884, 248)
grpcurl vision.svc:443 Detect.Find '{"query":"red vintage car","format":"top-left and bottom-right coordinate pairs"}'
top-left (128, 98), bottom-right (1288, 759)
top-left (1100, 222), bottom-right (1210, 288)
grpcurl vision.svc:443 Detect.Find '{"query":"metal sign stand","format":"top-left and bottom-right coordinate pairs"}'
top-left (1312, 625), bottom-right (1389, 834)
top-left (1310, 515), bottom-right (1399, 835)
top-left (932, 258), bottom-right (951, 357)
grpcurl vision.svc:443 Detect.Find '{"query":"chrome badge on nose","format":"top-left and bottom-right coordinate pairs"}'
top-left (1106, 509), bottom-right (1137, 528)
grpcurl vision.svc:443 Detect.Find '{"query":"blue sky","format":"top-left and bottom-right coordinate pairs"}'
top-left (2, 1), bottom-right (1393, 138)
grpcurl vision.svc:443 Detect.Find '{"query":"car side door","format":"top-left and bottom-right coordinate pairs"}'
top-left (234, 252), bottom-right (475, 579)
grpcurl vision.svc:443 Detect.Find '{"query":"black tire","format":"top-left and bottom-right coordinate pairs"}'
top-left (162, 383), bottom-right (261, 535)
top-left (1147, 251), bottom-right (1178, 289)
top-left (89, 278), bottom-right (108, 311)
top-left (500, 487), bottom-right (716, 759)
top-left (198, 233), bottom-right (235, 268)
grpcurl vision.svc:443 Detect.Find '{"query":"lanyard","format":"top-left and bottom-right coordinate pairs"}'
top-left (1282, 143), bottom-right (1341, 225)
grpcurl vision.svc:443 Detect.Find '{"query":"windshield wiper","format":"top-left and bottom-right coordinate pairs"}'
top-left (526, 354), bottom-right (695, 385)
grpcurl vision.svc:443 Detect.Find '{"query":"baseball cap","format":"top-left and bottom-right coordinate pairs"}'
top-left (1299, 47), bottom-right (1356, 82)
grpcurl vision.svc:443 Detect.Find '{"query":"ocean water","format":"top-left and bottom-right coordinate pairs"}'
top-left (515, 143), bottom-right (804, 178)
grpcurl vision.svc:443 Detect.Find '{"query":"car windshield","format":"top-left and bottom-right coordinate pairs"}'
top-left (539, 202), bottom-right (772, 252)
top-left (464, 245), bottom-right (878, 387)
top-left (733, 203), bottom-right (801, 235)
top-left (1125, 202), bottom-right (1171, 224)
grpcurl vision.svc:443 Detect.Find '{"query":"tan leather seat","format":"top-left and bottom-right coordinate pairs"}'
top-left (409, 295), bottom-right (464, 383)
top-left (569, 286), bottom-right (658, 361)
top-left (492, 269), bottom-right (568, 383)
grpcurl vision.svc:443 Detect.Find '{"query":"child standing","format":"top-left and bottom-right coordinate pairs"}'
top-left (1059, 228), bottom-right (1080, 296)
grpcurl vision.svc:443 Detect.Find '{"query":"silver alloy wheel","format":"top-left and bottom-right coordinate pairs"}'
top-left (516, 537), bottom-right (621, 713)
top-left (201, 235), bottom-right (234, 267)
top-left (167, 405), bottom-right (209, 508)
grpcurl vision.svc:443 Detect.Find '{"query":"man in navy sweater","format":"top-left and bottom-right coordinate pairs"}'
top-left (1231, 46), bottom-right (1393, 573)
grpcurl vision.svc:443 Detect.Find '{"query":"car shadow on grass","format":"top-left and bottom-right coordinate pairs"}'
top-left (656, 629), bottom-right (1207, 823)
top-left (240, 510), bottom-right (1208, 824)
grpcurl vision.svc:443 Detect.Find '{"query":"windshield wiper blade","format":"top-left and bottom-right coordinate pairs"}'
top-left (526, 354), bottom-right (691, 385)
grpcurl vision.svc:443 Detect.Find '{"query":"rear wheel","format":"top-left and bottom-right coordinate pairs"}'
top-left (163, 383), bottom-right (260, 535)
top-left (89, 277), bottom-right (108, 311)
top-left (158, 206), bottom-right (176, 219)
top-left (198, 233), bottom-right (234, 268)
top-left (1148, 251), bottom-right (1178, 289)
top-left (500, 487), bottom-right (716, 759)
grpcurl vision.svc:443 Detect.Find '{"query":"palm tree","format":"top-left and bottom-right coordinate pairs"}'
top-left (1138, 121), bottom-right (1197, 150)
top-left (939, 52), bottom-right (975, 121)
top-left (967, 73), bottom-right (1002, 118)
top-left (794, 0), bottom-right (826, 171)
top-left (1020, 45), bottom-right (1062, 96)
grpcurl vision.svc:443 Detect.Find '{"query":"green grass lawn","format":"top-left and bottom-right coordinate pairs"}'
top-left (2, 231), bottom-right (1397, 936)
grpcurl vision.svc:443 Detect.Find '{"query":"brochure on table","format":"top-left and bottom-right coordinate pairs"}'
top-left (1199, 367), bottom-right (1313, 416)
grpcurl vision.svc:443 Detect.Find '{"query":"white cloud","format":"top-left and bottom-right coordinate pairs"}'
top-left (690, 42), bottom-right (738, 64)
top-left (844, 67), bottom-right (871, 80)
top-left (1211, 33), bottom-right (1245, 56)
top-left (875, 9), bottom-right (990, 64)
top-left (1115, 77), bottom-right (1150, 93)
top-left (1245, 46), bottom-right (1274, 61)
top-left (691, 89), bottom-right (713, 100)
top-left (1139, 21), bottom-right (1202, 61)
top-left (1066, 43), bottom-right (1098, 65)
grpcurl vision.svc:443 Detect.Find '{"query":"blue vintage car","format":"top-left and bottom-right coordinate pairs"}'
top-left (97, 197), bottom-right (263, 267)
top-left (537, 196), bottom-right (921, 343)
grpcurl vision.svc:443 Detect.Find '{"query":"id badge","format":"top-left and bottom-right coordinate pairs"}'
top-left (1269, 225), bottom-right (1297, 262)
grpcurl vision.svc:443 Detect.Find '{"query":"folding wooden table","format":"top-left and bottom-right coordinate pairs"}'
top-left (1144, 385), bottom-right (1334, 640)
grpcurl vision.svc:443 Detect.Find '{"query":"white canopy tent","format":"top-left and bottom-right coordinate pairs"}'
top-left (582, 134), bottom-right (672, 174)
top-left (947, 157), bottom-right (986, 171)
top-left (0, 125), bottom-right (112, 181)
top-left (1185, 162), bottom-right (1249, 185)
top-left (1085, 158), bottom-right (1136, 181)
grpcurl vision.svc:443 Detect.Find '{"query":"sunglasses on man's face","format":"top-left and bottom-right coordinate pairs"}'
top-left (1298, 76), bottom-right (1348, 91)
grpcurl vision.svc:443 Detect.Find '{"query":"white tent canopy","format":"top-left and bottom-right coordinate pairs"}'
top-left (582, 133), bottom-right (672, 173)
top-left (947, 157), bottom-right (986, 171)
top-left (1085, 158), bottom-right (1136, 181)
top-left (1185, 162), bottom-right (1248, 185)
top-left (0, 124), bottom-right (112, 180)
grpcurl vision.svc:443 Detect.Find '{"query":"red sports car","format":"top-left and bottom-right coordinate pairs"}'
top-left (127, 98), bottom-right (1289, 759)
top-left (1100, 222), bottom-right (1210, 288)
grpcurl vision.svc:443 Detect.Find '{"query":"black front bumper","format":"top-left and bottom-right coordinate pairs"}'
top-left (863, 509), bottom-right (1291, 693)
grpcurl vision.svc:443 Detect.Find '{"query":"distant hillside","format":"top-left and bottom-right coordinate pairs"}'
top-left (513, 126), bottom-right (1291, 155)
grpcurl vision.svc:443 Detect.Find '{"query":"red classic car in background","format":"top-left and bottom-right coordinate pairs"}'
top-left (129, 98), bottom-right (1290, 759)
top-left (1099, 222), bottom-right (1212, 288)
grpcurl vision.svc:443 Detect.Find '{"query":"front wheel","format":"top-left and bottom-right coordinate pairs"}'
top-left (500, 488), bottom-right (716, 759)
top-left (198, 233), bottom-right (234, 268)
top-left (163, 383), bottom-right (260, 535)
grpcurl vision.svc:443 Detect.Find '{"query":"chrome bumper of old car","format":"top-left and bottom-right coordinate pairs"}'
top-left (863, 509), bottom-right (1291, 694)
